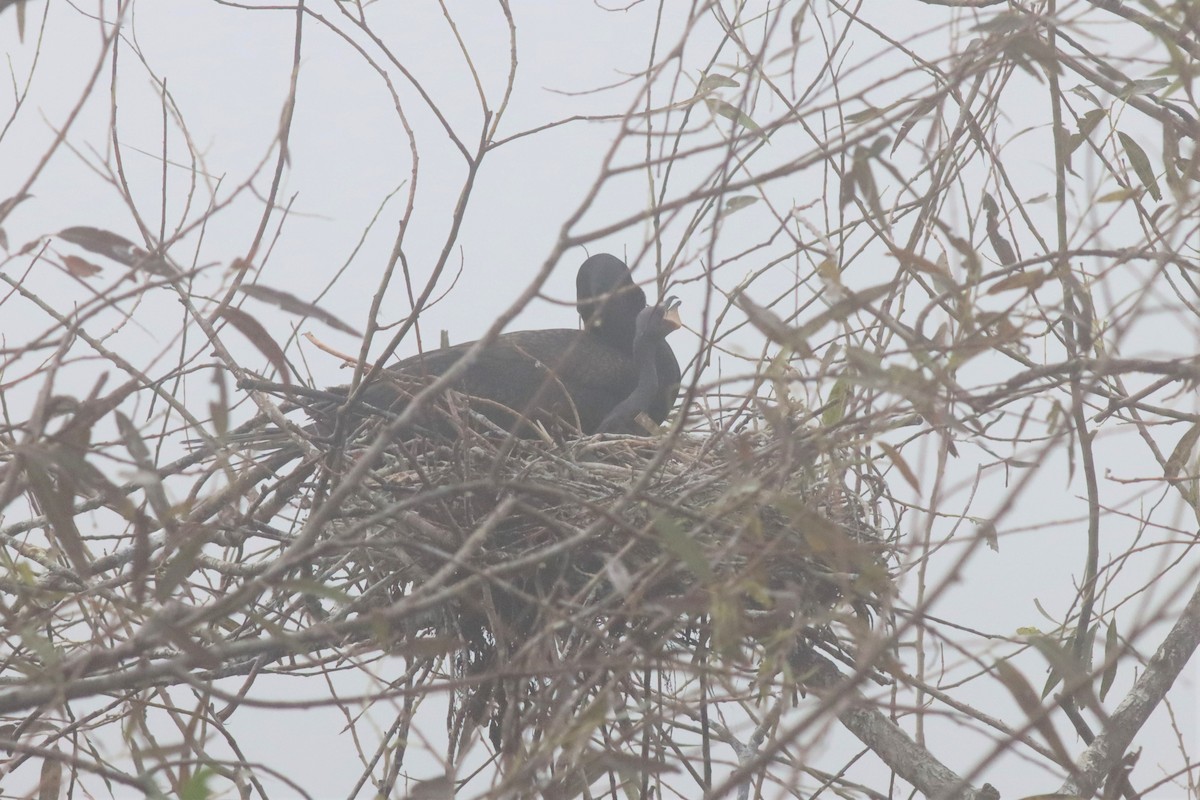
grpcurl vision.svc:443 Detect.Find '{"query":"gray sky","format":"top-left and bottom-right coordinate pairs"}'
top-left (1, 1), bottom-right (1196, 797)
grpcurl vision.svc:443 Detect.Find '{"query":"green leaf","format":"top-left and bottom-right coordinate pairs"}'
top-left (705, 98), bottom-right (767, 138)
top-left (851, 149), bottom-right (887, 226)
top-left (894, 96), bottom-right (939, 153)
top-left (1119, 77), bottom-right (1169, 99)
top-left (1164, 122), bottom-right (1183, 194)
top-left (1071, 109), bottom-right (1106, 155)
top-left (698, 73), bottom-right (739, 93)
top-left (1118, 131), bottom-right (1162, 201)
top-left (845, 105), bottom-right (886, 124)
top-left (822, 378), bottom-right (849, 426)
top-left (724, 195), bottom-right (758, 212)
top-left (180, 767), bottom-right (215, 800)
top-left (116, 411), bottom-right (174, 523)
top-left (987, 269), bottom-right (1046, 294)
top-left (1165, 422), bottom-right (1200, 480)
top-left (156, 534), bottom-right (207, 602)
top-left (1004, 33), bottom-right (1059, 81)
top-left (1069, 84), bottom-right (1102, 105)
top-left (1097, 188), bottom-right (1138, 203)
top-left (653, 516), bottom-right (713, 581)
top-left (23, 457), bottom-right (91, 576)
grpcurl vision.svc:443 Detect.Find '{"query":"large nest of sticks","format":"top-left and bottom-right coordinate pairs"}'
top-left (220, 398), bottom-right (899, 747)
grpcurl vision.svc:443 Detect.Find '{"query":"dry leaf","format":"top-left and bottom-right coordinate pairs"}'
top-left (38, 749), bottom-right (62, 800)
top-left (986, 269), bottom-right (1046, 294)
top-left (218, 306), bottom-right (292, 385)
top-left (239, 283), bottom-right (360, 336)
top-left (878, 441), bottom-right (920, 492)
top-left (62, 254), bottom-right (103, 278)
top-left (58, 226), bottom-right (174, 275)
top-left (0, 191), bottom-right (31, 220)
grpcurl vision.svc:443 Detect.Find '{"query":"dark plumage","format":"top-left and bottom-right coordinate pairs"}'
top-left (575, 253), bottom-right (682, 425)
top-left (344, 254), bottom-right (682, 439)
top-left (597, 298), bottom-right (683, 434)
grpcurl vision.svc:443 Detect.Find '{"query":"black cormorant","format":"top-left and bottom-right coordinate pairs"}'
top-left (341, 253), bottom-right (682, 438)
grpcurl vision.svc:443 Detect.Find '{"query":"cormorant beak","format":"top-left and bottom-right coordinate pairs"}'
top-left (662, 296), bottom-right (683, 333)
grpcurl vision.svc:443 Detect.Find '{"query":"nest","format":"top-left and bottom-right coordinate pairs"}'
top-left (222, 398), bottom-right (899, 752)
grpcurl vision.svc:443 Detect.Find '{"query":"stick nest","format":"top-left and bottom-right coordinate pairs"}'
top-left (243, 409), bottom-right (899, 692)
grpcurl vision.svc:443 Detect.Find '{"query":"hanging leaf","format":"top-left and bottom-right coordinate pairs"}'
top-left (209, 367), bottom-right (230, 438)
top-left (978, 519), bottom-right (999, 552)
top-left (1070, 84), bottom-right (1102, 105)
top-left (697, 73), bottom-right (739, 94)
top-left (790, 6), bottom-right (806, 44)
top-left (1099, 619), bottom-right (1120, 702)
top-left (1118, 131), bottom-right (1162, 201)
top-left (155, 533), bottom-right (209, 602)
top-left (878, 441), bottom-right (920, 492)
top-left (816, 256), bottom-right (842, 289)
top-left (995, 659), bottom-right (1074, 766)
top-left (1164, 422), bottom-right (1200, 480)
top-left (724, 195), bottom-right (758, 213)
top-left (62, 254), bottom-right (103, 278)
top-left (705, 98), bottom-right (767, 138)
top-left (867, 135), bottom-right (891, 158)
top-left (776, 498), bottom-right (880, 574)
top-left (1069, 109), bottom-right (1106, 156)
top-left (1163, 121), bottom-right (1183, 194)
top-left (1119, 77), bottom-right (1169, 99)
top-left (894, 96), bottom-right (940, 153)
top-left (57, 226), bottom-right (175, 275)
top-left (1097, 188), bottom-right (1138, 203)
top-left (653, 516), bottom-right (713, 581)
top-left (822, 378), bottom-right (849, 426)
top-left (0, 191), bottom-right (31, 221)
top-left (973, 11), bottom-right (1025, 34)
top-left (218, 306), bottom-right (292, 385)
top-left (982, 193), bottom-right (1018, 265)
top-left (897, 249), bottom-right (953, 282)
top-left (845, 105), bottom-right (886, 124)
top-left (839, 166), bottom-right (857, 209)
top-left (405, 773), bottom-right (455, 800)
top-left (987, 269), bottom-right (1046, 294)
top-left (852, 148), bottom-right (887, 228)
top-left (735, 293), bottom-right (812, 355)
top-left (239, 283), bottom-right (361, 336)
top-left (1004, 34), bottom-right (1057, 82)
top-left (115, 411), bottom-right (174, 524)
top-left (17, 237), bottom-right (43, 256)
top-left (58, 226), bottom-right (140, 261)
top-left (37, 750), bottom-right (62, 800)
top-left (179, 767), bottom-right (215, 800)
top-left (24, 457), bottom-right (92, 576)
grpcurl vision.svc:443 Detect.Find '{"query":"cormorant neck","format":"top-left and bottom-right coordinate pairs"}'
top-left (590, 315), bottom-right (637, 352)
top-left (626, 333), bottom-right (660, 415)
